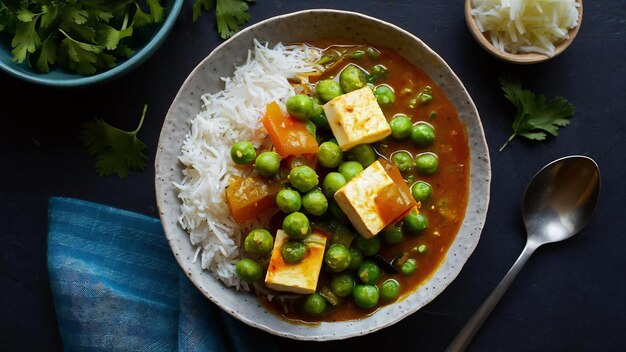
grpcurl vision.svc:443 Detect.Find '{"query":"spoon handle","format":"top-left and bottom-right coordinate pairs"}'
top-left (446, 240), bottom-right (539, 352)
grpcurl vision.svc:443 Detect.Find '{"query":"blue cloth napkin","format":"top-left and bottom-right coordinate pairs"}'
top-left (47, 197), bottom-right (279, 352)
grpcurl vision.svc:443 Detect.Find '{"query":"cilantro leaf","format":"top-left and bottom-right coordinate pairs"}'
top-left (192, 0), bottom-right (214, 22)
top-left (192, 0), bottom-right (254, 39)
top-left (59, 28), bottom-right (102, 75)
top-left (35, 35), bottom-right (57, 72)
top-left (2, 1), bottom-right (167, 75)
top-left (216, 0), bottom-right (251, 39)
top-left (133, 3), bottom-right (153, 27)
top-left (97, 24), bottom-right (133, 50)
top-left (16, 8), bottom-right (37, 22)
top-left (80, 105), bottom-right (149, 178)
top-left (0, 3), bottom-right (16, 33)
top-left (11, 19), bottom-right (41, 62)
top-left (499, 76), bottom-right (574, 152)
top-left (146, 0), bottom-right (165, 22)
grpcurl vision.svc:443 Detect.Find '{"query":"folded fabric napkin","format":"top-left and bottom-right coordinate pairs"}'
top-left (47, 197), bottom-right (279, 352)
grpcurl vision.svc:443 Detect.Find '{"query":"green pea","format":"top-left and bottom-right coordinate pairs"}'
top-left (391, 151), bottom-right (413, 172)
top-left (404, 211), bottom-right (428, 234)
top-left (365, 47), bottom-right (380, 59)
top-left (339, 64), bottom-right (367, 93)
top-left (419, 92), bottom-right (433, 104)
top-left (316, 79), bottom-right (343, 103)
top-left (382, 226), bottom-right (404, 245)
top-left (310, 104), bottom-right (329, 129)
top-left (348, 247), bottom-right (364, 270)
top-left (318, 141), bottom-right (343, 168)
top-left (354, 236), bottom-right (380, 256)
top-left (411, 122), bottom-right (436, 147)
top-left (282, 212), bottom-right (311, 240)
top-left (414, 153), bottom-right (438, 175)
top-left (254, 152), bottom-right (280, 177)
top-left (411, 181), bottom-right (432, 202)
top-left (374, 85), bottom-right (396, 107)
top-left (352, 284), bottom-right (379, 309)
top-left (282, 240), bottom-right (307, 263)
top-left (370, 64), bottom-right (388, 79)
top-left (276, 189), bottom-right (301, 213)
top-left (389, 114), bottom-right (412, 139)
top-left (338, 161), bottom-right (364, 182)
top-left (286, 94), bottom-right (314, 121)
top-left (330, 273), bottom-right (355, 297)
top-left (235, 258), bottom-right (263, 283)
top-left (401, 258), bottom-right (417, 275)
top-left (380, 279), bottom-right (400, 301)
top-left (243, 229), bottom-right (274, 255)
top-left (357, 260), bottom-right (382, 284)
top-left (322, 172), bottom-right (347, 197)
top-left (348, 144), bottom-right (377, 168)
top-left (289, 165), bottom-right (319, 192)
top-left (230, 141), bottom-right (256, 164)
top-left (324, 244), bottom-right (352, 272)
top-left (302, 189), bottom-right (328, 216)
top-left (303, 293), bottom-right (327, 315)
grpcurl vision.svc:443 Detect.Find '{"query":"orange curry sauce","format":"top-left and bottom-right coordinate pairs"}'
top-left (257, 43), bottom-right (470, 322)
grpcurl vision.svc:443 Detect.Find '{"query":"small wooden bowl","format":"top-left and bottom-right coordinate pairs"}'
top-left (465, 0), bottom-right (583, 64)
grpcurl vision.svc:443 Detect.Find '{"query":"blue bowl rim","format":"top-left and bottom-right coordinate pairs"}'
top-left (0, 0), bottom-right (184, 88)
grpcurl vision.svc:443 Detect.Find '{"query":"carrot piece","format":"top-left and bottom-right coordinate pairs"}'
top-left (261, 102), bottom-right (319, 158)
top-left (226, 174), bottom-right (283, 223)
top-left (375, 159), bottom-right (418, 226)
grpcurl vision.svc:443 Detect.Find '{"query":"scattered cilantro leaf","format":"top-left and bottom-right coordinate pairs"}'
top-left (499, 75), bottom-right (574, 152)
top-left (80, 104), bottom-right (149, 178)
top-left (192, 0), bottom-right (255, 39)
top-left (192, 0), bottom-right (214, 22)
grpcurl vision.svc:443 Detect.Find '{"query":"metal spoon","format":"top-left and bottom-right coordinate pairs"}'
top-left (446, 155), bottom-right (601, 352)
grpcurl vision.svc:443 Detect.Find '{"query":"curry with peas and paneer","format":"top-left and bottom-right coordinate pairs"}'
top-left (226, 43), bottom-right (470, 322)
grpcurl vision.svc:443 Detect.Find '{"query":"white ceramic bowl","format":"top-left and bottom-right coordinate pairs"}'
top-left (155, 9), bottom-right (491, 340)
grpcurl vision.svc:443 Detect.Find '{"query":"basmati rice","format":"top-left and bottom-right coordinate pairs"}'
top-left (175, 40), bottom-right (322, 290)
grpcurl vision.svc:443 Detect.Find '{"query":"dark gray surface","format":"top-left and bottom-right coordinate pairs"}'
top-left (1, 1), bottom-right (625, 351)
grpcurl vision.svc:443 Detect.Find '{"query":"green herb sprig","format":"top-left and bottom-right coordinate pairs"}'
top-left (0, 0), bottom-right (165, 75)
top-left (80, 104), bottom-right (148, 178)
top-left (192, 0), bottom-right (255, 39)
top-left (499, 75), bottom-right (574, 152)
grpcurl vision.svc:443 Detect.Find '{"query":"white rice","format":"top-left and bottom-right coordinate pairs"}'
top-left (175, 40), bottom-right (322, 290)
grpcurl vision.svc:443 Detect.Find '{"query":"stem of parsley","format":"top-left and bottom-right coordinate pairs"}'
top-left (499, 133), bottom-right (517, 152)
top-left (132, 104), bottom-right (148, 135)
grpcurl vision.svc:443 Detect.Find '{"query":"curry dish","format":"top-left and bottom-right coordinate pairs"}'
top-left (226, 42), bottom-right (470, 322)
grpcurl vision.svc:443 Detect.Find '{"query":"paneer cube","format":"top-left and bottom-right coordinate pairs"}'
top-left (334, 160), bottom-right (417, 239)
top-left (323, 87), bottom-right (391, 151)
top-left (264, 230), bottom-right (327, 294)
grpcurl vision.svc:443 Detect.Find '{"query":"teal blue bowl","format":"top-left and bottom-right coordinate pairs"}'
top-left (0, 0), bottom-right (184, 87)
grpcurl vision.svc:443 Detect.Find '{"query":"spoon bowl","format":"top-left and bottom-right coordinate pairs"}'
top-left (447, 155), bottom-right (600, 351)
top-left (523, 156), bottom-right (600, 244)
top-left (464, 0), bottom-right (583, 64)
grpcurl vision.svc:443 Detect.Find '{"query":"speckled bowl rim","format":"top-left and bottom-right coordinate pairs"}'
top-left (155, 9), bottom-right (491, 341)
top-left (0, 0), bottom-right (184, 87)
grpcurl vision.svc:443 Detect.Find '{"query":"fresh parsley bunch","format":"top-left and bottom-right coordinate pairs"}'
top-left (0, 0), bottom-right (165, 75)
